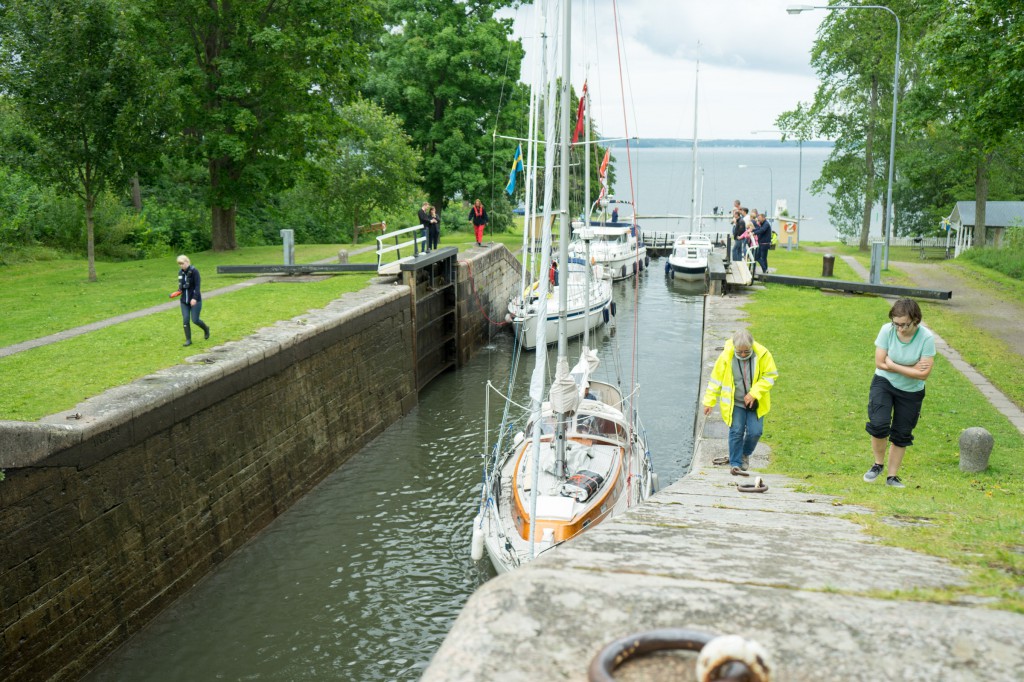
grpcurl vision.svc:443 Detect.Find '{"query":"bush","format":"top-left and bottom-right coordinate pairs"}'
top-left (960, 227), bottom-right (1024, 281)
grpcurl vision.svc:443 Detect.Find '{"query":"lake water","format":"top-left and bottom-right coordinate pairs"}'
top-left (85, 270), bottom-right (705, 681)
top-left (611, 145), bottom-right (835, 241)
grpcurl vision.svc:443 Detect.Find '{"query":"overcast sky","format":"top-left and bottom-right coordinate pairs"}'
top-left (503, 0), bottom-right (830, 140)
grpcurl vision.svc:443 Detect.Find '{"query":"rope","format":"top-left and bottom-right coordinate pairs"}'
top-left (460, 258), bottom-right (511, 327)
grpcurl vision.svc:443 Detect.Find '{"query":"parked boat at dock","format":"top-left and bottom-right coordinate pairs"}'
top-left (570, 222), bottom-right (649, 281)
top-left (667, 233), bottom-right (714, 281)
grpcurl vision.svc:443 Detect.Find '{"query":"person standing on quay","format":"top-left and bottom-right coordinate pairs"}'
top-left (863, 298), bottom-right (935, 488)
top-left (417, 202), bottom-right (431, 254)
top-left (468, 199), bottom-right (488, 247)
top-left (427, 206), bottom-right (441, 252)
top-left (176, 255), bottom-right (210, 347)
top-left (703, 330), bottom-right (778, 473)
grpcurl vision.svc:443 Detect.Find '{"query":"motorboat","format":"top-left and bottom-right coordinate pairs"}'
top-left (570, 223), bottom-right (648, 281)
top-left (508, 256), bottom-right (612, 351)
top-left (666, 233), bottom-right (714, 281)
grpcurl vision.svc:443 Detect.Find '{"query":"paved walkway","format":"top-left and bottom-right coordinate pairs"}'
top-left (0, 246), bottom-right (381, 360)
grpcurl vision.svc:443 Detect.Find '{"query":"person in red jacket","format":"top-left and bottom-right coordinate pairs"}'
top-left (468, 199), bottom-right (488, 247)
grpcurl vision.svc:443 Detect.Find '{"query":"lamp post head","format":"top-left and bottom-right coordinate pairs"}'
top-left (787, 5), bottom-right (815, 14)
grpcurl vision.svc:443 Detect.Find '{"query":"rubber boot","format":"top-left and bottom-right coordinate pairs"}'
top-left (198, 321), bottom-right (210, 340)
top-left (183, 324), bottom-right (192, 347)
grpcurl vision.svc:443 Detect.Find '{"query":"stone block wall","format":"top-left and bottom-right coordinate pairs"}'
top-left (455, 246), bottom-right (522, 367)
top-left (0, 284), bottom-right (416, 681)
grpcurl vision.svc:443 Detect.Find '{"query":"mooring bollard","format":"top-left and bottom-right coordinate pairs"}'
top-left (959, 427), bottom-right (994, 472)
top-left (822, 253), bottom-right (835, 277)
top-left (337, 249), bottom-right (349, 264)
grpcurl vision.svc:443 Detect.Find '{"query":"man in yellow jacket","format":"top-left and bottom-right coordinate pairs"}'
top-left (703, 330), bottom-right (779, 472)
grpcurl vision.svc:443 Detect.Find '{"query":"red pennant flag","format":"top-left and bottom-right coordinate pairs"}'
top-left (598, 149), bottom-right (610, 177)
top-left (572, 81), bottom-right (588, 144)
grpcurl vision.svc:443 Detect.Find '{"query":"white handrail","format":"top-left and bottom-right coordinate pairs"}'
top-left (376, 224), bottom-right (427, 270)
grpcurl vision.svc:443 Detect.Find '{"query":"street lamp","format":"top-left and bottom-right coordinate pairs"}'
top-left (787, 4), bottom-right (900, 269)
top-left (738, 164), bottom-right (773, 219)
top-left (752, 129), bottom-right (803, 245)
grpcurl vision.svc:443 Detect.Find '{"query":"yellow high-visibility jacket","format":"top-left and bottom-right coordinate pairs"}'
top-left (703, 340), bottom-right (779, 427)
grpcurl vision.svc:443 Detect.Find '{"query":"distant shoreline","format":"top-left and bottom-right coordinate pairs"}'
top-left (603, 139), bottom-right (834, 149)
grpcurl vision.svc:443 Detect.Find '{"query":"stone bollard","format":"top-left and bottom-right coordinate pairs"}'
top-left (337, 249), bottom-right (349, 264)
top-left (959, 427), bottom-right (994, 472)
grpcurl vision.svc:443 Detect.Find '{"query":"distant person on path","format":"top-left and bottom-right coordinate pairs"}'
top-left (417, 202), bottom-right (431, 254)
top-left (703, 330), bottom-right (779, 473)
top-left (863, 298), bottom-right (936, 488)
top-left (468, 199), bottom-right (488, 247)
top-left (427, 206), bottom-right (441, 252)
top-left (176, 255), bottom-right (210, 347)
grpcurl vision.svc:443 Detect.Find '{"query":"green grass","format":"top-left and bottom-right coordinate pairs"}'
top-left (746, 280), bottom-right (1024, 612)
top-left (0, 232), bottom-right (524, 420)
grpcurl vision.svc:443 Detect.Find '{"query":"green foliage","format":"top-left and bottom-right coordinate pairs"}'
top-left (365, 0), bottom-right (525, 211)
top-left (959, 232), bottom-right (1024, 280)
top-left (0, 0), bottom-right (164, 278)
top-left (138, 0), bottom-right (383, 249)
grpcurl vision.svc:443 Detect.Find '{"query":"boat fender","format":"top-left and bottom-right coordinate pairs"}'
top-left (602, 307), bottom-right (610, 324)
top-left (470, 514), bottom-right (485, 561)
top-left (504, 313), bottom-right (513, 323)
top-left (610, 301), bottom-right (617, 317)
top-left (632, 262), bottom-right (638, 275)
top-left (651, 472), bottom-right (660, 493)
top-left (664, 260), bottom-right (671, 275)
top-left (645, 255), bottom-right (651, 267)
top-left (620, 264), bottom-right (627, 279)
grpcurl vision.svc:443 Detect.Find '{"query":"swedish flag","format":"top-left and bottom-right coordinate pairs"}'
top-left (504, 144), bottom-right (524, 195)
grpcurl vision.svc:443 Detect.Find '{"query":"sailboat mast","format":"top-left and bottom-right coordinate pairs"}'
top-left (557, 0), bottom-right (572, 360)
top-left (582, 81), bottom-right (591, 350)
top-left (689, 53), bottom-right (700, 233)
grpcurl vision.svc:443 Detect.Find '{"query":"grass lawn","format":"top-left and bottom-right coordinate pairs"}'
top-left (750, 247), bottom-right (1024, 612)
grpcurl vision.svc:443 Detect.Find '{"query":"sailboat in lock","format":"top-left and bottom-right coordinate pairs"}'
top-left (472, 0), bottom-right (655, 574)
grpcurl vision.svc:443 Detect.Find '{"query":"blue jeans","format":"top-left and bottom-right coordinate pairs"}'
top-left (728, 404), bottom-right (764, 466)
top-left (181, 300), bottom-right (205, 327)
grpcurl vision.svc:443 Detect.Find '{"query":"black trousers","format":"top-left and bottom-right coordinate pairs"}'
top-left (865, 374), bottom-right (925, 447)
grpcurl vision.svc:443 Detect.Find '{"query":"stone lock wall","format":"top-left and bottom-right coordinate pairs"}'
top-left (0, 284), bottom-right (417, 681)
top-left (455, 246), bottom-right (522, 367)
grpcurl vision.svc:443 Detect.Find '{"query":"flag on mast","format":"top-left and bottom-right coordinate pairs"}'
top-left (572, 81), bottom-right (588, 144)
top-left (596, 148), bottom-right (610, 201)
top-left (504, 143), bottom-right (525, 195)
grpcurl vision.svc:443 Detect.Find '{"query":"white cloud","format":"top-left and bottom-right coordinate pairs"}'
top-left (503, 0), bottom-right (827, 139)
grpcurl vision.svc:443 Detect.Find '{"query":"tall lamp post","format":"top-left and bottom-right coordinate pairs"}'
top-left (787, 4), bottom-right (900, 269)
top-left (738, 164), bottom-right (773, 219)
top-left (752, 129), bottom-right (803, 247)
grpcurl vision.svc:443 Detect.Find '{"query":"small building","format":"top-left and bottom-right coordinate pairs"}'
top-left (947, 200), bottom-right (1024, 256)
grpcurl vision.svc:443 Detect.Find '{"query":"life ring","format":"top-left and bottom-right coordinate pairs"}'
top-left (783, 222), bottom-right (796, 234)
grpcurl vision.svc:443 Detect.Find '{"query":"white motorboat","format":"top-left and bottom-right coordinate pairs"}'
top-left (508, 257), bottom-right (612, 351)
top-left (667, 233), bottom-right (714, 281)
top-left (570, 224), bottom-right (648, 281)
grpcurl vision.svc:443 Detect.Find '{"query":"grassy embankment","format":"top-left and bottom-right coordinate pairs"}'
top-left (750, 245), bottom-right (1024, 613)
top-left (0, 229), bottom-right (523, 421)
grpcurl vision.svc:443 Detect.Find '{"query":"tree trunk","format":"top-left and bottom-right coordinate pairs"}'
top-left (209, 157), bottom-right (238, 251)
top-left (974, 152), bottom-right (992, 248)
top-left (352, 206), bottom-right (359, 244)
top-left (131, 173), bottom-right (143, 213)
top-left (211, 204), bottom-right (237, 251)
top-left (85, 194), bottom-right (98, 283)
top-left (858, 76), bottom-right (879, 252)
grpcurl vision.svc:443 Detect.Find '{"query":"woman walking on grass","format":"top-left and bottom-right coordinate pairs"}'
top-left (176, 255), bottom-right (210, 347)
top-left (863, 298), bottom-right (935, 488)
